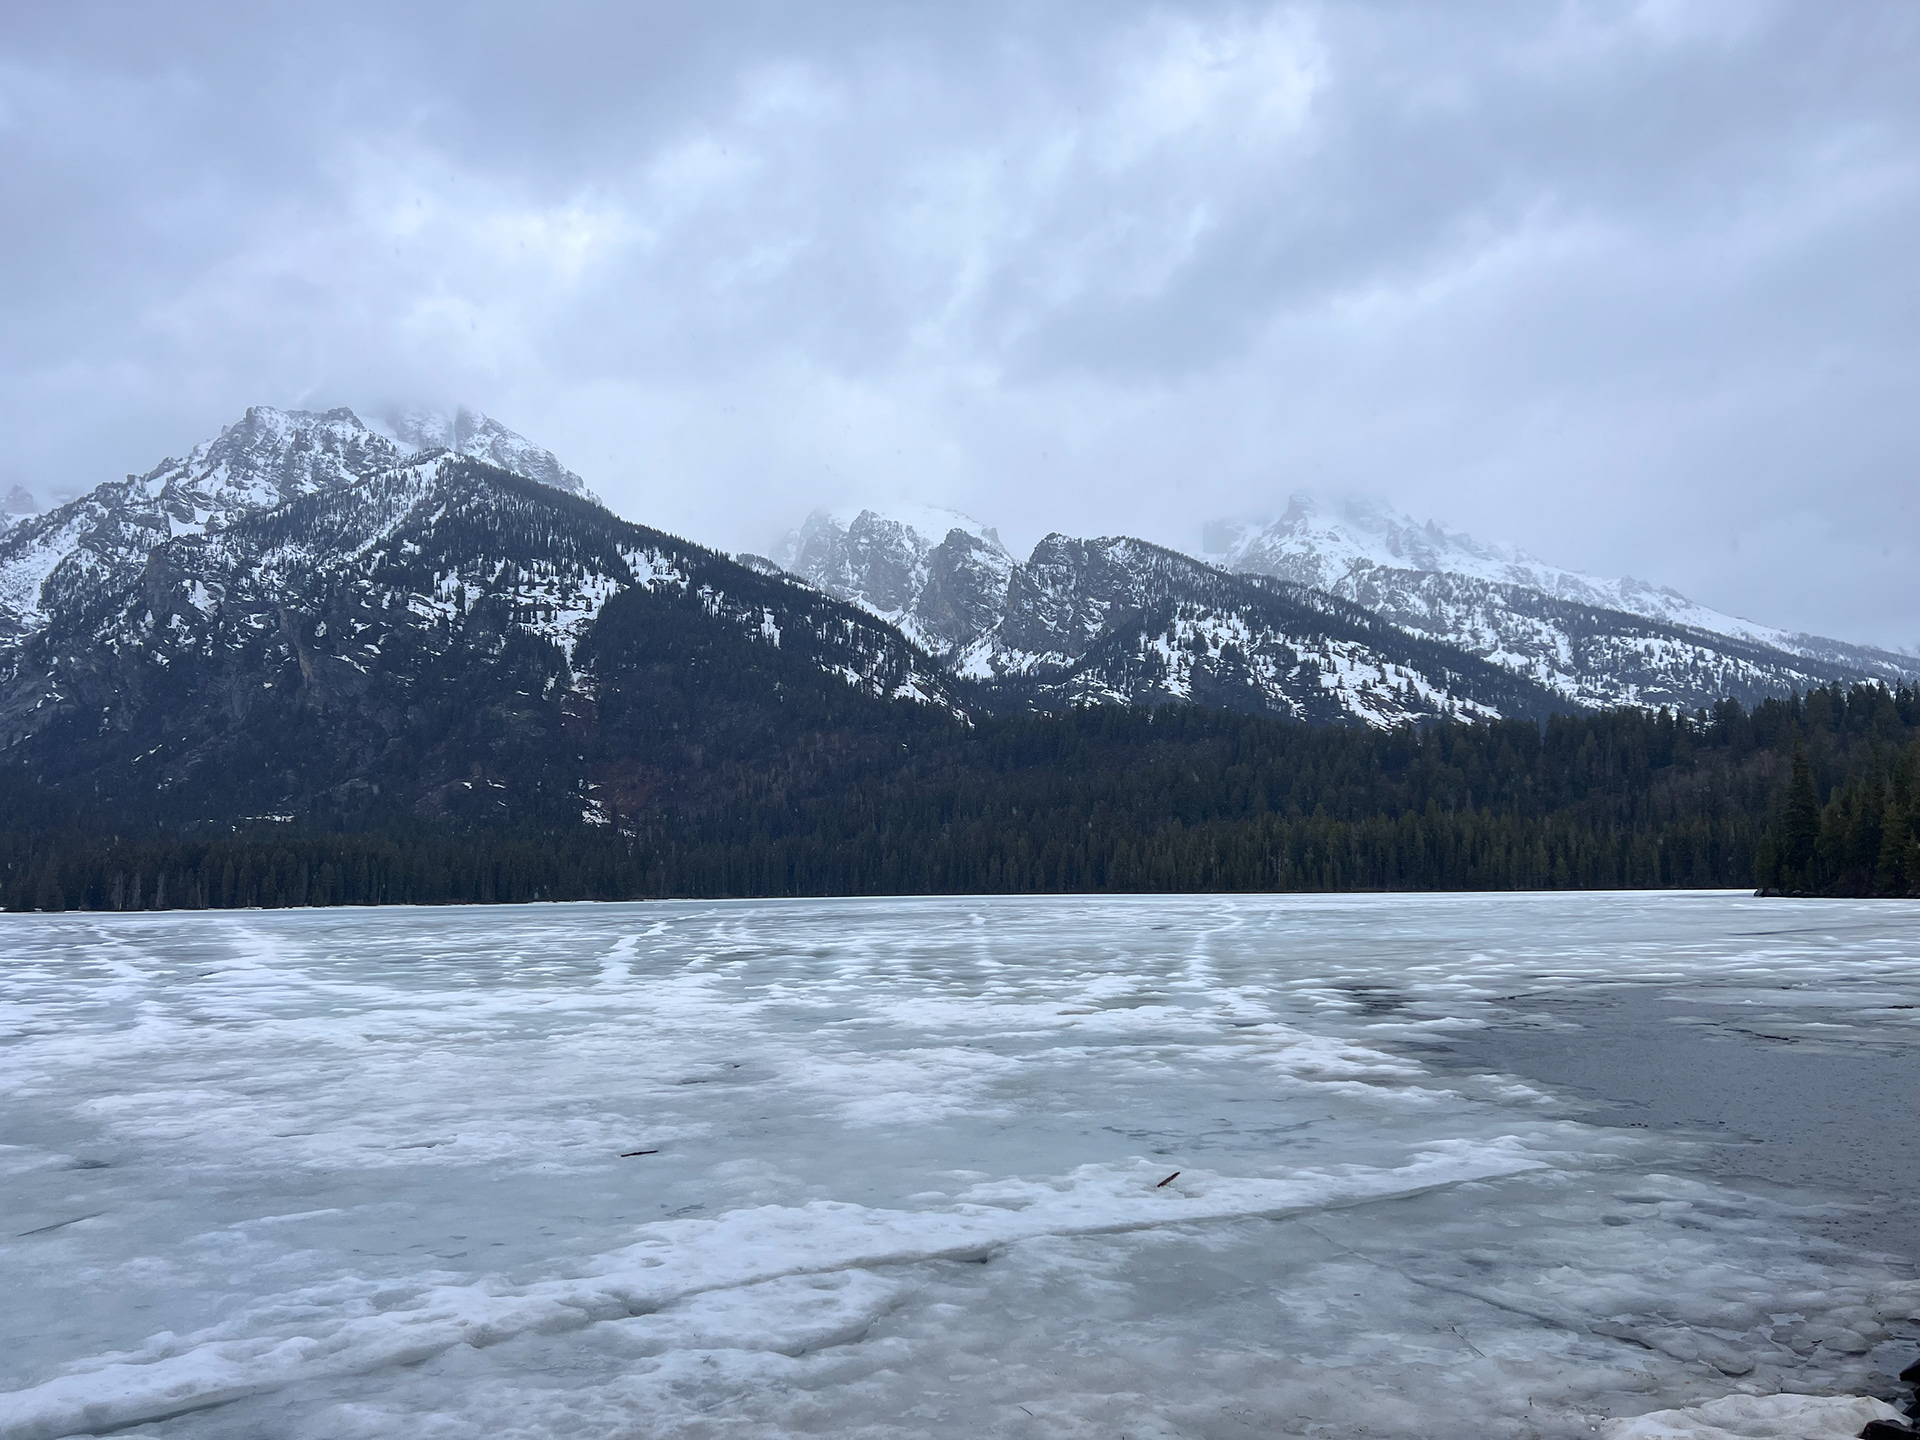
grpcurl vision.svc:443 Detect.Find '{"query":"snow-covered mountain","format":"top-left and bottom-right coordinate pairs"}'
top-left (1204, 495), bottom-right (1920, 706)
top-left (975, 534), bottom-right (1560, 724)
top-left (781, 497), bottom-right (1915, 718)
top-left (0, 409), bottom-right (960, 827)
top-left (2, 486), bottom-right (35, 518)
top-left (776, 509), bottom-right (1561, 725)
top-left (0, 406), bottom-right (599, 646)
top-left (2, 407), bottom-right (397, 643)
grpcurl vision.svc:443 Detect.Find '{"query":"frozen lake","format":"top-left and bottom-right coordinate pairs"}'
top-left (2, 892), bottom-right (1918, 1439)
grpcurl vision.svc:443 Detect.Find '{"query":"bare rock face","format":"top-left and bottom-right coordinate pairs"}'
top-left (775, 507), bottom-right (1015, 659)
top-left (917, 529), bottom-right (1015, 653)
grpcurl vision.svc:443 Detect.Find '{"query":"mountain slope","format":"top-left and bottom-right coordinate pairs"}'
top-left (1206, 495), bottom-right (1774, 637)
top-left (2, 407), bottom-right (397, 642)
top-left (1205, 495), bottom-right (1920, 705)
top-left (975, 534), bottom-right (1562, 724)
top-left (1329, 566), bottom-right (1881, 710)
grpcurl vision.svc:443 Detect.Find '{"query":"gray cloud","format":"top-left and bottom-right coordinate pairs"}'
top-left (4, 0), bottom-right (1917, 647)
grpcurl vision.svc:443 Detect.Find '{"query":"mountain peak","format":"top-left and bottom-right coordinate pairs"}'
top-left (774, 505), bottom-right (1014, 657)
top-left (1, 404), bottom-right (595, 645)
top-left (777, 504), bottom-right (1006, 561)
top-left (1206, 493), bottom-right (1739, 619)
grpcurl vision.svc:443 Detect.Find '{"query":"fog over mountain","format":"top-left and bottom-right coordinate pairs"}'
top-left (5, 2), bottom-right (1918, 649)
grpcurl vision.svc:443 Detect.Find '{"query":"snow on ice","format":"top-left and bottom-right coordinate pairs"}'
top-left (1, 892), bottom-right (1917, 1438)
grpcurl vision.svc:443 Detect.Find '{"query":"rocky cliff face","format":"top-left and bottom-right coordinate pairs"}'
top-left (775, 506), bottom-right (1015, 658)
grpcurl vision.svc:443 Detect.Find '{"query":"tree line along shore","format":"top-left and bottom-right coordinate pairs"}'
top-left (3, 683), bottom-right (1916, 911)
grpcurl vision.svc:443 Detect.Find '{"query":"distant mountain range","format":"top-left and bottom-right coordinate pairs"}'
top-left (3, 403), bottom-right (1915, 841)
top-left (773, 510), bottom-right (1556, 725)
top-left (776, 496), bottom-right (1919, 716)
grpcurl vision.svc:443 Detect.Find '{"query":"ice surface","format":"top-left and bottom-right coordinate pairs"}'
top-left (2, 892), bottom-right (1917, 1439)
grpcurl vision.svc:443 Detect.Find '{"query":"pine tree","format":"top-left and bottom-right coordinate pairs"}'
top-left (1780, 743), bottom-right (1820, 890)
top-left (1877, 799), bottom-right (1909, 896)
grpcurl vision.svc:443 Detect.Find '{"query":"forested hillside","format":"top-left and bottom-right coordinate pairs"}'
top-left (7, 682), bottom-right (1917, 910)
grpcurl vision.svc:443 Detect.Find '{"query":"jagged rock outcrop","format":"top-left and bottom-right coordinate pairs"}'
top-left (776, 506), bottom-right (1016, 659)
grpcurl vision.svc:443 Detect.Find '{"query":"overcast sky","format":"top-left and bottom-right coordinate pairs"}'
top-left (4, 1), bottom-right (1917, 647)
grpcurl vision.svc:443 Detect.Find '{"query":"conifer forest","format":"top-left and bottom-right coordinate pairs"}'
top-left (6, 682), bottom-right (1916, 911)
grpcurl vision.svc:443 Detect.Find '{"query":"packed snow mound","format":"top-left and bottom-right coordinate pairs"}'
top-left (1602, 1391), bottom-right (1902, 1438)
top-left (376, 406), bottom-right (593, 499)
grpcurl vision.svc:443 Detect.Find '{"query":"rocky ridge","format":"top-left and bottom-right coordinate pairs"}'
top-left (775, 495), bottom-right (1915, 719)
top-left (776, 508), bottom-right (1562, 724)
